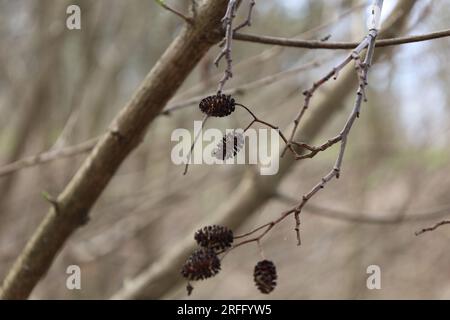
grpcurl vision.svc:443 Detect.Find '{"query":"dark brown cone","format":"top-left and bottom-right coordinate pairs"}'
top-left (181, 248), bottom-right (221, 281)
top-left (199, 94), bottom-right (235, 117)
top-left (254, 260), bottom-right (277, 294)
top-left (195, 225), bottom-right (234, 252)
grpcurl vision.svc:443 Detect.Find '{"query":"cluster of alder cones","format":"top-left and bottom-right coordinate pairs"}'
top-left (180, 96), bottom-right (278, 295)
top-left (181, 225), bottom-right (278, 295)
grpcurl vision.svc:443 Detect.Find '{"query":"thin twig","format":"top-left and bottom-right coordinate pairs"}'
top-left (291, 135), bottom-right (342, 160)
top-left (215, 0), bottom-right (238, 93)
top-left (229, 208), bottom-right (296, 251)
top-left (415, 220), bottom-right (450, 236)
top-left (233, 0), bottom-right (255, 32)
top-left (41, 191), bottom-right (60, 212)
top-left (235, 103), bottom-right (297, 156)
top-left (233, 28), bottom-right (450, 50)
top-left (155, 0), bottom-right (193, 24)
top-left (0, 137), bottom-right (99, 178)
top-left (183, 114), bottom-right (209, 175)
top-left (276, 193), bottom-right (450, 225)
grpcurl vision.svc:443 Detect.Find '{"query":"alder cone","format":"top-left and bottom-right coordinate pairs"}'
top-left (199, 94), bottom-right (235, 117)
top-left (195, 225), bottom-right (234, 252)
top-left (254, 260), bottom-right (277, 294)
top-left (181, 248), bottom-right (221, 281)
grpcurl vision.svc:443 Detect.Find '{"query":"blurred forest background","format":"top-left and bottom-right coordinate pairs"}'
top-left (1, 0), bottom-right (450, 299)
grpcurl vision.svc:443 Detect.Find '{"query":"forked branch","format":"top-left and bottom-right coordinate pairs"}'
top-left (282, 37), bottom-right (371, 157)
top-left (226, 1), bottom-right (383, 250)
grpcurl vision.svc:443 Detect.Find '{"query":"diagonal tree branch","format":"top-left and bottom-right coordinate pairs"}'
top-left (0, 0), bottom-right (230, 300)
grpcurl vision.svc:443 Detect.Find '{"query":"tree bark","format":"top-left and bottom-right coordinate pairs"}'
top-left (0, 0), bottom-right (229, 300)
